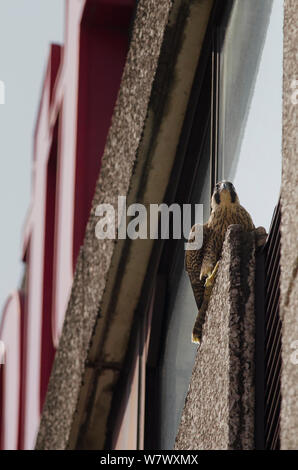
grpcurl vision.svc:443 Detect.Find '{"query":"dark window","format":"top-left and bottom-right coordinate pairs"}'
top-left (144, 3), bottom-right (226, 450)
top-left (264, 202), bottom-right (281, 449)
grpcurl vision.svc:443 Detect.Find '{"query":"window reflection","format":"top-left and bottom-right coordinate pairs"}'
top-left (218, 0), bottom-right (283, 230)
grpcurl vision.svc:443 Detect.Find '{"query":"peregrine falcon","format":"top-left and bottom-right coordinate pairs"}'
top-left (185, 181), bottom-right (255, 344)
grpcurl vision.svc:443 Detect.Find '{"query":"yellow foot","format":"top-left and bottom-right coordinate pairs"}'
top-left (205, 261), bottom-right (219, 288)
top-left (191, 331), bottom-right (201, 345)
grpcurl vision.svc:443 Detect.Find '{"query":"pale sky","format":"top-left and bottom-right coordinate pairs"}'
top-left (0, 0), bottom-right (64, 317)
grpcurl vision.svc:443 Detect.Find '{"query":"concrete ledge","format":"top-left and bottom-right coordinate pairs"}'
top-left (175, 225), bottom-right (256, 450)
top-left (36, 0), bottom-right (214, 451)
top-left (35, 0), bottom-right (173, 450)
top-left (280, 0), bottom-right (298, 450)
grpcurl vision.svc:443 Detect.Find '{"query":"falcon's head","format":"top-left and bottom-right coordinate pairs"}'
top-left (211, 180), bottom-right (239, 210)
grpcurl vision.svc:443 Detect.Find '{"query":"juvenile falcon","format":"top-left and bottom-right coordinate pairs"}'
top-left (186, 180), bottom-right (255, 344)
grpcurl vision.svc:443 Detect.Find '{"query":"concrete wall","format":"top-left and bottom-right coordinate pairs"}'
top-left (175, 226), bottom-right (256, 450)
top-left (34, 0), bottom-right (298, 450)
top-left (176, 0), bottom-right (298, 450)
top-left (280, 0), bottom-right (298, 451)
top-left (36, 0), bottom-right (215, 449)
top-left (35, 0), bottom-right (173, 450)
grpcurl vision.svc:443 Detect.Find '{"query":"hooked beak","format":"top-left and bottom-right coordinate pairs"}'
top-left (220, 181), bottom-right (229, 192)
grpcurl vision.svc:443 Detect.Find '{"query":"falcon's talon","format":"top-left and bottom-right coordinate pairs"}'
top-left (204, 275), bottom-right (212, 288)
top-left (191, 332), bottom-right (201, 345)
top-left (204, 261), bottom-right (219, 287)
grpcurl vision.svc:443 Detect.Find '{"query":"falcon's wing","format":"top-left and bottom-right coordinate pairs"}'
top-left (185, 224), bottom-right (211, 310)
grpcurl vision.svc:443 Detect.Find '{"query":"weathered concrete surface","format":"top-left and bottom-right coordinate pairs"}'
top-left (175, 226), bottom-right (256, 450)
top-left (280, 0), bottom-right (298, 451)
top-left (35, 0), bottom-right (173, 450)
top-left (36, 0), bottom-right (215, 451)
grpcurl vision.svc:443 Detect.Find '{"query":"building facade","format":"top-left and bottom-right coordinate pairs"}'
top-left (0, 0), bottom-right (135, 449)
top-left (1, 0), bottom-right (297, 450)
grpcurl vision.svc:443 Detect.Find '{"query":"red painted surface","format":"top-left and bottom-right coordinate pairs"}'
top-left (40, 118), bottom-right (59, 412)
top-left (73, 0), bottom-right (132, 268)
top-left (50, 45), bottom-right (62, 105)
top-left (0, 293), bottom-right (22, 450)
top-left (17, 291), bottom-right (26, 451)
top-left (0, 0), bottom-right (134, 449)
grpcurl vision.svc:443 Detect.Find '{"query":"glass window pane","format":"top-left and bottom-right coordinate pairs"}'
top-left (159, 133), bottom-right (210, 450)
top-left (159, 271), bottom-right (198, 450)
top-left (218, 0), bottom-right (283, 230)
